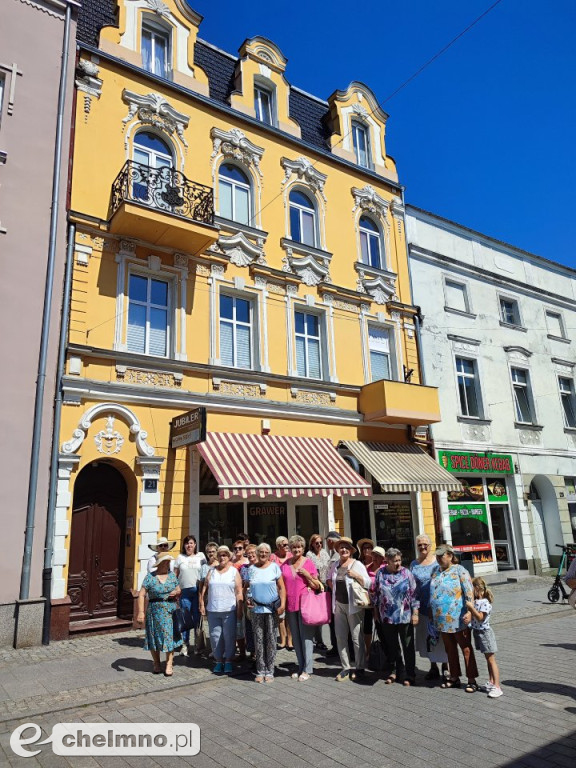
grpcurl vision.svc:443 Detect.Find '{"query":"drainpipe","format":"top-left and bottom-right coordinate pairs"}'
top-left (404, 194), bottom-right (445, 543)
top-left (19, 1), bottom-right (73, 601)
top-left (42, 222), bottom-right (75, 645)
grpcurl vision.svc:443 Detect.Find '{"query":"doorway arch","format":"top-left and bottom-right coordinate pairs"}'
top-left (68, 462), bottom-right (127, 622)
top-left (530, 475), bottom-right (563, 568)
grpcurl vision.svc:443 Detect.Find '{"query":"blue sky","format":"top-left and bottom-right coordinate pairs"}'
top-left (190, 0), bottom-right (575, 268)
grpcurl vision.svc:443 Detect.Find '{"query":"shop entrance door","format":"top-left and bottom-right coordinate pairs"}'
top-left (68, 464), bottom-right (127, 622)
top-left (489, 505), bottom-right (515, 569)
top-left (531, 501), bottom-right (550, 568)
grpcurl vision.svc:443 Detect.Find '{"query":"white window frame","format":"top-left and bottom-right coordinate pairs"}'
top-left (352, 121), bottom-right (371, 168)
top-left (218, 290), bottom-right (258, 370)
top-left (126, 270), bottom-right (172, 357)
top-left (294, 307), bottom-right (326, 380)
top-left (289, 189), bottom-right (318, 248)
top-left (217, 163), bottom-right (252, 225)
top-left (455, 356), bottom-right (483, 419)
top-left (254, 83), bottom-right (275, 126)
top-left (367, 324), bottom-right (395, 382)
top-left (511, 366), bottom-right (535, 424)
top-left (559, 377), bottom-right (576, 428)
top-left (141, 17), bottom-right (171, 79)
top-left (499, 295), bottom-right (522, 327)
top-left (546, 310), bottom-right (567, 339)
top-left (444, 277), bottom-right (471, 314)
top-left (359, 216), bottom-right (384, 270)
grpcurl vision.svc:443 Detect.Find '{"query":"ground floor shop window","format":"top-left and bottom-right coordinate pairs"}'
top-left (200, 502), bottom-right (243, 549)
top-left (349, 499), bottom-right (371, 546)
top-left (374, 500), bottom-right (415, 563)
top-left (248, 501), bottom-right (287, 545)
top-left (295, 504), bottom-right (319, 545)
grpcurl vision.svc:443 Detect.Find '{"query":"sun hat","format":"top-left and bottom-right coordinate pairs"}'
top-left (435, 544), bottom-right (455, 556)
top-left (357, 538), bottom-right (375, 551)
top-left (152, 552), bottom-right (174, 568)
top-left (372, 546), bottom-right (387, 559)
top-left (148, 536), bottom-right (177, 552)
top-left (216, 545), bottom-right (232, 556)
top-left (335, 536), bottom-right (357, 554)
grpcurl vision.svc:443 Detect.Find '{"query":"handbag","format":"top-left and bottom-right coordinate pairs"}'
top-left (172, 605), bottom-right (195, 637)
top-left (300, 584), bottom-right (331, 626)
top-left (368, 624), bottom-right (387, 671)
top-left (349, 565), bottom-right (371, 608)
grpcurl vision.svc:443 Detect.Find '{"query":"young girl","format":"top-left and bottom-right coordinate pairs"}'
top-left (466, 578), bottom-right (502, 698)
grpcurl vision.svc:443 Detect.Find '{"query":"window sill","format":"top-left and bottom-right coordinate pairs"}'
top-left (457, 416), bottom-right (491, 425)
top-left (281, 238), bottom-right (332, 262)
top-left (547, 334), bottom-right (570, 344)
top-left (563, 427), bottom-right (576, 434)
top-left (354, 261), bottom-right (396, 282)
top-left (514, 422), bottom-right (543, 431)
top-left (500, 321), bottom-right (527, 332)
top-left (445, 306), bottom-right (477, 319)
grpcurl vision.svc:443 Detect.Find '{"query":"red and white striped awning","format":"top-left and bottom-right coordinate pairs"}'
top-left (197, 432), bottom-right (371, 499)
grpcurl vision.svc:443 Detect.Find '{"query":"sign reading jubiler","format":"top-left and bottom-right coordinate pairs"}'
top-left (438, 450), bottom-right (514, 475)
top-left (170, 408), bottom-right (206, 448)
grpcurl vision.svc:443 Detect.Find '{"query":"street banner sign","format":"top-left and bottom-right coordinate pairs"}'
top-left (170, 407), bottom-right (206, 448)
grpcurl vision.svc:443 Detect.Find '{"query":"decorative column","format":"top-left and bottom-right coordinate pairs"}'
top-left (52, 455), bottom-right (80, 599)
top-left (136, 456), bottom-right (165, 588)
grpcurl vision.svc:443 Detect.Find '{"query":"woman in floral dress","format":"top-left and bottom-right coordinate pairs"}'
top-left (137, 551), bottom-right (181, 676)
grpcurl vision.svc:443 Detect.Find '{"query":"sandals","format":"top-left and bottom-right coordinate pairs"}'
top-left (403, 679), bottom-right (415, 687)
top-left (465, 682), bottom-right (479, 693)
top-left (255, 675), bottom-right (264, 684)
top-left (152, 665), bottom-right (162, 675)
top-left (164, 665), bottom-right (173, 677)
top-left (440, 678), bottom-right (461, 689)
top-left (384, 675), bottom-right (397, 685)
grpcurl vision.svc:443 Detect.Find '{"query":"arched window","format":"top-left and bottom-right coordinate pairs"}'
top-left (218, 164), bottom-right (251, 225)
top-left (289, 189), bottom-right (317, 247)
top-left (359, 216), bottom-right (383, 269)
top-left (132, 132), bottom-right (173, 206)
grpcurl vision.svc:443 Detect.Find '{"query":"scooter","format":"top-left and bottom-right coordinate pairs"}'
top-left (547, 544), bottom-right (576, 603)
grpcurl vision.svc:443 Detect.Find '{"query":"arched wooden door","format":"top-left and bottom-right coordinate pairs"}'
top-left (68, 463), bottom-right (127, 621)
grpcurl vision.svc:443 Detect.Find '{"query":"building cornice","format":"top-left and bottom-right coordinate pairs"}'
top-left (78, 43), bottom-right (403, 195)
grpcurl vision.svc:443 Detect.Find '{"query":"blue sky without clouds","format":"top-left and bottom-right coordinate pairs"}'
top-left (190, 1), bottom-right (575, 268)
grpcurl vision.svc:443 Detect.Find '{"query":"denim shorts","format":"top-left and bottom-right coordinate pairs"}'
top-left (473, 627), bottom-right (498, 654)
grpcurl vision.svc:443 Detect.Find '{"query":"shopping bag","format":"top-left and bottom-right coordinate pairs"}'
top-left (172, 605), bottom-right (194, 637)
top-left (300, 585), bottom-right (331, 626)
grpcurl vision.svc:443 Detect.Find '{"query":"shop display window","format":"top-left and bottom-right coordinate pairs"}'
top-left (374, 501), bottom-right (415, 563)
top-left (349, 499), bottom-right (371, 547)
top-left (199, 502), bottom-right (244, 549)
top-left (248, 501), bottom-right (287, 546)
top-left (295, 504), bottom-right (319, 546)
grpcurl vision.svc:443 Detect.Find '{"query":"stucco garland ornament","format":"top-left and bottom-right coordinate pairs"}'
top-left (210, 127), bottom-right (264, 176)
top-left (351, 185), bottom-right (390, 217)
top-left (122, 90), bottom-right (190, 147)
top-left (61, 403), bottom-right (155, 457)
top-left (94, 415), bottom-right (125, 455)
top-left (281, 157), bottom-right (327, 200)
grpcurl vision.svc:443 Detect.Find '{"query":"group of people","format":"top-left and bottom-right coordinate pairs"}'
top-left (137, 531), bottom-right (503, 697)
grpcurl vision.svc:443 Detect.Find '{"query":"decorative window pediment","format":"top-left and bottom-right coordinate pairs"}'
top-left (354, 263), bottom-right (397, 305)
top-left (352, 185), bottom-right (390, 218)
top-left (210, 127), bottom-right (264, 176)
top-left (281, 156), bottom-right (327, 200)
top-left (215, 231), bottom-right (267, 268)
top-left (122, 90), bottom-right (189, 168)
top-left (504, 345), bottom-right (533, 361)
top-left (281, 239), bottom-right (332, 286)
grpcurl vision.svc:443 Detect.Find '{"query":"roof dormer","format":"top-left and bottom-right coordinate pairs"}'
top-left (99, 0), bottom-right (209, 95)
top-left (327, 82), bottom-right (397, 181)
top-left (229, 36), bottom-right (301, 138)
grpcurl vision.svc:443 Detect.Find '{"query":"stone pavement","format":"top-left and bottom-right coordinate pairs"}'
top-left (0, 578), bottom-right (574, 767)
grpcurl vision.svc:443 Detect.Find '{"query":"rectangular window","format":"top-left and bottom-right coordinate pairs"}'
top-left (352, 122), bottom-right (370, 168)
top-left (559, 377), bottom-right (576, 428)
top-left (511, 367), bottom-right (533, 423)
top-left (254, 85), bottom-right (273, 125)
top-left (456, 357), bottom-right (482, 418)
top-left (295, 310), bottom-right (322, 379)
top-left (445, 280), bottom-right (469, 313)
top-left (368, 326), bottom-right (392, 381)
top-left (500, 297), bottom-right (521, 326)
top-left (127, 274), bottom-right (169, 356)
top-left (546, 311), bottom-right (565, 338)
top-left (220, 294), bottom-right (253, 369)
top-left (142, 22), bottom-right (169, 78)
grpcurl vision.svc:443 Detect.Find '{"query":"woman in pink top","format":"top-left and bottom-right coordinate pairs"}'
top-left (271, 536), bottom-right (293, 650)
top-left (281, 535), bottom-right (320, 681)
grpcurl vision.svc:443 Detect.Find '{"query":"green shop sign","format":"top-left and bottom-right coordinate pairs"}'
top-left (438, 450), bottom-right (514, 475)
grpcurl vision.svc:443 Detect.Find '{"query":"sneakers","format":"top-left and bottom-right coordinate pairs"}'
top-left (483, 681), bottom-right (495, 692)
top-left (212, 662), bottom-right (223, 674)
top-left (223, 661), bottom-right (233, 674)
top-left (298, 673), bottom-right (310, 682)
top-left (180, 644), bottom-right (189, 657)
top-left (291, 672), bottom-right (299, 680)
top-left (488, 686), bottom-right (503, 698)
top-left (335, 669), bottom-right (350, 682)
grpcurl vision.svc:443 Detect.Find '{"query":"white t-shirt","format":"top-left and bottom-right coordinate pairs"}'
top-left (174, 553), bottom-right (206, 589)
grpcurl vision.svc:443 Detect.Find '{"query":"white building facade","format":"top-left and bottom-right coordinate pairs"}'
top-left (407, 206), bottom-right (576, 574)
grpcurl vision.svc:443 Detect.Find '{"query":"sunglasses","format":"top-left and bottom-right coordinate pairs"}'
top-left (233, 546), bottom-right (244, 551)
top-left (158, 544), bottom-right (169, 548)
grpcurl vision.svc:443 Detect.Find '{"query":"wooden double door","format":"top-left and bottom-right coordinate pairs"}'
top-left (68, 463), bottom-right (127, 621)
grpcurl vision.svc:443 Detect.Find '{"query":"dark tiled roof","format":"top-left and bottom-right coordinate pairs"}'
top-left (77, 0), bottom-right (118, 47)
top-left (76, 5), bottom-right (331, 150)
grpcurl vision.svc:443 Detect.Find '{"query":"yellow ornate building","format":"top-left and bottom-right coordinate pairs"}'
top-left (52, 0), bottom-right (458, 635)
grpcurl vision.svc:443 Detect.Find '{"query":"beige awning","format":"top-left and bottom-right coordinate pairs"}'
top-left (340, 441), bottom-right (462, 492)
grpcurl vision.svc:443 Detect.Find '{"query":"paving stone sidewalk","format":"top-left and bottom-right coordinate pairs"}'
top-left (0, 579), bottom-right (574, 768)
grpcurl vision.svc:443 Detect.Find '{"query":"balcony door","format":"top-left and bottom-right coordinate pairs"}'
top-left (133, 131), bottom-right (174, 211)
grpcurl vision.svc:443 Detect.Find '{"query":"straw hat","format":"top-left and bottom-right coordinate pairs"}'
top-left (357, 538), bottom-right (375, 551)
top-left (335, 537), bottom-right (357, 554)
top-left (152, 552), bottom-right (174, 569)
top-left (148, 536), bottom-right (177, 552)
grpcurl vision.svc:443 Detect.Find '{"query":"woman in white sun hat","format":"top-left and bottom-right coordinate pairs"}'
top-left (147, 536), bottom-right (177, 573)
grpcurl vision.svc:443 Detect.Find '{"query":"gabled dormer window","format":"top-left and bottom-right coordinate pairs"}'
top-left (254, 84), bottom-right (274, 125)
top-left (142, 19), bottom-right (170, 79)
top-left (352, 121), bottom-right (370, 168)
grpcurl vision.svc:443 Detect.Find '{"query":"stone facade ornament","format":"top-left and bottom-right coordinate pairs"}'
top-left (355, 264), bottom-right (397, 304)
top-left (217, 231), bottom-right (267, 267)
top-left (210, 127), bottom-right (264, 176)
top-left (61, 402), bottom-right (155, 457)
top-left (352, 103), bottom-right (370, 119)
top-left (351, 185), bottom-right (390, 218)
top-left (462, 423), bottom-right (490, 443)
top-left (281, 241), bottom-right (332, 286)
top-left (122, 90), bottom-right (190, 146)
top-left (281, 157), bottom-right (327, 200)
top-left (94, 415), bottom-right (125, 455)
top-left (144, 0), bottom-right (171, 17)
top-left (75, 59), bottom-right (103, 119)
top-left (519, 429), bottom-right (542, 446)
top-left (173, 252), bottom-right (188, 268)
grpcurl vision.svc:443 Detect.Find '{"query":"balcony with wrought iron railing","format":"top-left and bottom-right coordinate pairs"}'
top-left (108, 160), bottom-right (218, 251)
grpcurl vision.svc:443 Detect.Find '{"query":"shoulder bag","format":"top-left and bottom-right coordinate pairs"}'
top-left (349, 563), bottom-right (371, 608)
top-left (300, 583), bottom-right (331, 626)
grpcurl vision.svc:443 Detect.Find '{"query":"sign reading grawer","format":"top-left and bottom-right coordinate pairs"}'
top-left (170, 407), bottom-right (206, 448)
